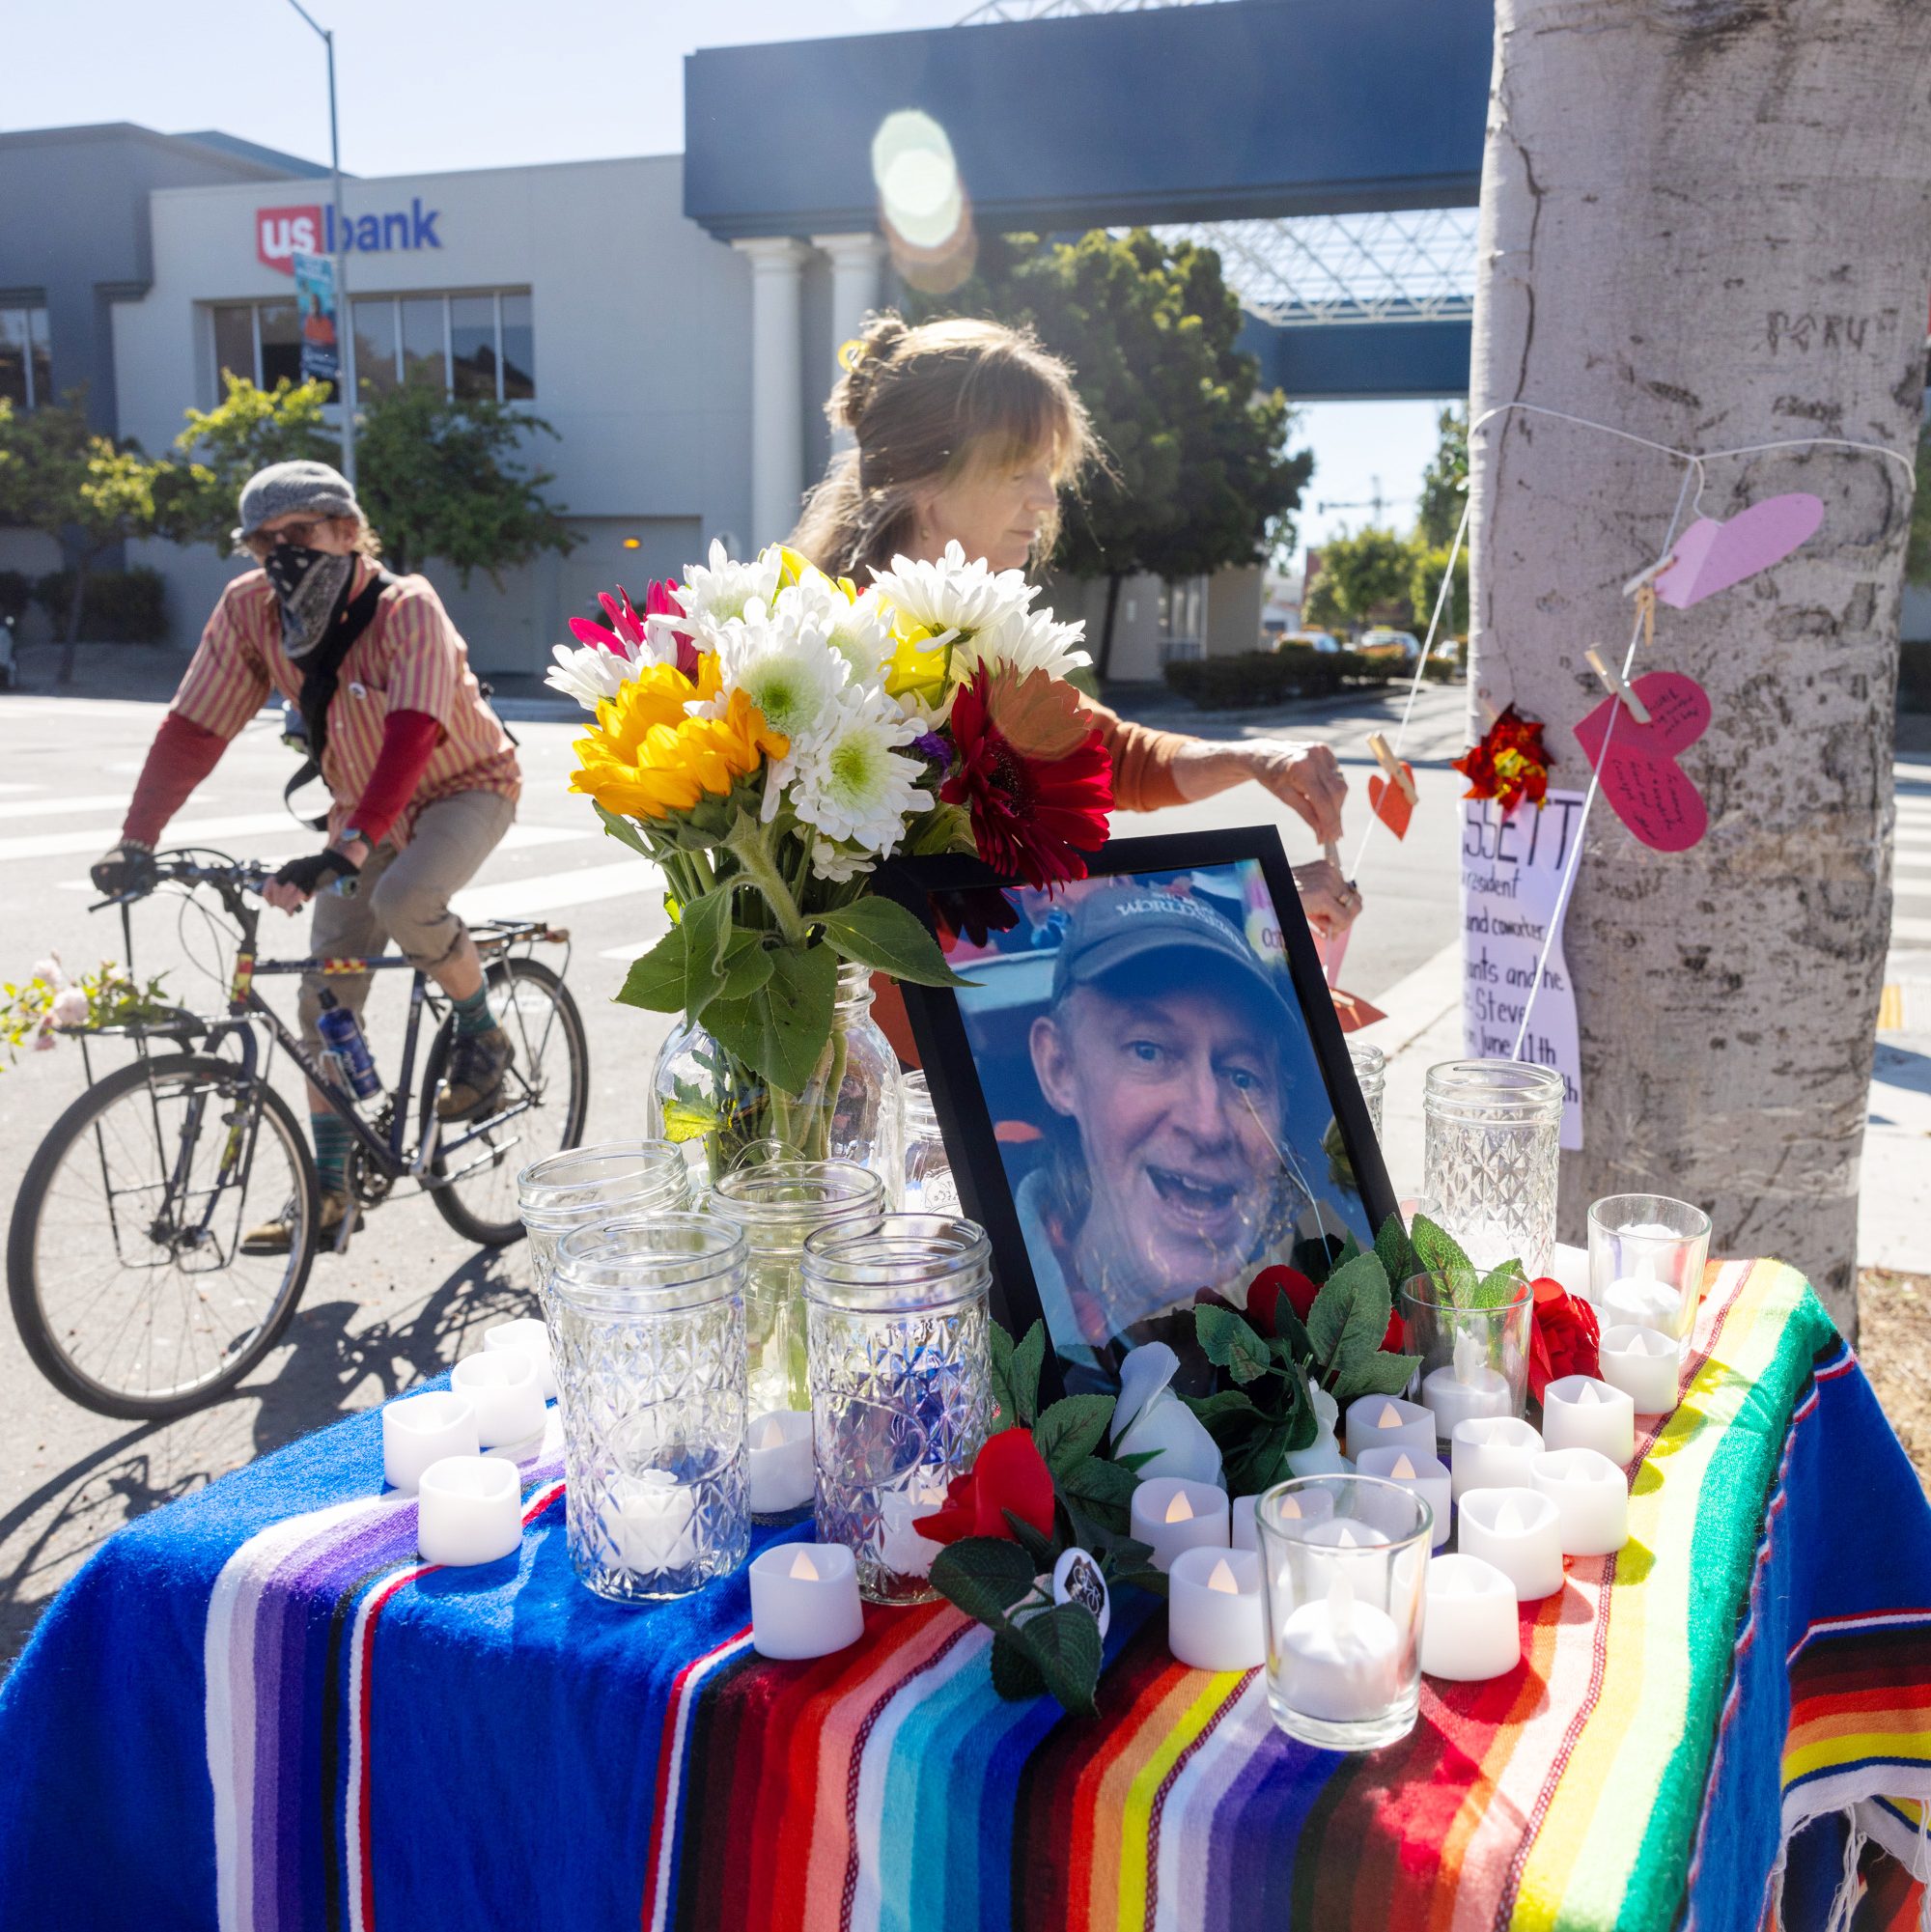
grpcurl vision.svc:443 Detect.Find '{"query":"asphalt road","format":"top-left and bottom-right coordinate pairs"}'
top-left (0, 679), bottom-right (1469, 1666)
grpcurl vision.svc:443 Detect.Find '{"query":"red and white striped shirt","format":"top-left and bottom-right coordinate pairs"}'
top-left (171, 561), bottom-right (520, 847)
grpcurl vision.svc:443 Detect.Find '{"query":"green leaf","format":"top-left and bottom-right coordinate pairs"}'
top-left (1330, 1260), bottom-right (1395, 1390)
top-left (613, 924), bottom-right (686, 1013)
top-left (1332, 1351), bottom-right (1422, 1405)
top-left (929, 1538), bottom-right (1038, 1626)
top-left (592, 800), bottom-right (653, 858)
top-left (1307, 1248), bottom-right (1383, 1364)
top-left (681, 887), bottom-right (733, 1022)
top-left (1193, 1304), bottom-right (1272, 1385)
top-left (1108, 1563), bottom-right (1168, 1598)
top-left (1180, 1387), bottom-right (1264, 1427)
top-left (1271, 1297), bottom-right (1315, 1366)
top-left (1225, 1424), bottom-right (1292, 1498)
top-left (717, 930), bottom-right (774, 1004)
top-left (1011, 1602), bottom-right (1103, 1717)
top-left (1410, 1212), bottom-right (1474, 1285)
top-left (1033, 1394), bottom-right (1115, 1479)
top-left (1009, 1321), bottom-right (1046, 1429)
top-left (990, 1632), bottom-right (1047, 1701)
top-left (702, 941), bottom-right (837, 1098)
top-left (1002, 1507), bottom-right (1060, 1573)
top-left (1375, 1212), bottom-right (1416, 1293)
top-left (989, 1321), bottom-right (1018, 1431)
top-left (1331, 1230), bottom-right (1365, 1270)
top-left (1470, 1261), bottom-right (1525, 1310)
top-left (1058, 1454), bottom-right (1140, 1536)
top-left (1112, 1448), bottom-right (1162, 1474)
top-left (814, 897), bottom-right (974, 989)
top-left (1102, 1538), bottom-right (1169, 1597)
top-left (907, 800), bottom-right (975, 856)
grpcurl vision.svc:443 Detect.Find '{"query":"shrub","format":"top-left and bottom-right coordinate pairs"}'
top-left (1161, 646), bottom-right (1403, 709)
top-left (33, 567), bottom-right (168, 644)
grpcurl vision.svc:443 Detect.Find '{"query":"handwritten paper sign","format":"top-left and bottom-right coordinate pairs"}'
top-left (1573, 670), bottom-right (1711, 853)
top-left (1461, 789), bottom-right (1584, 1150)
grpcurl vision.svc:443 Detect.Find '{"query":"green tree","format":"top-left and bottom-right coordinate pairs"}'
top-left (1301, 526), bottom-right (1416, 636)
top-left (1415, 405), bottom-right (1469, 548)
top-left (154, 373), bottom-right (338, 548)
top-left (1907, 420), bottom-right (1931, 589)
top-left (909, 230), bottom-right (1313, 675)
top-left (1409, 540), bottom-right (1470, 641)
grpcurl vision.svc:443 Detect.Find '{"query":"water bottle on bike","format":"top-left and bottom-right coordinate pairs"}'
top-left (315, 991), bottom-right (382, 1101)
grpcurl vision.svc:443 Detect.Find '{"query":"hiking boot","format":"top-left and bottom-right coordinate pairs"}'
top-left (241, 1190), bottom-right (360, 1256)
top-left (436, 1023), bottom-right (517, 1121)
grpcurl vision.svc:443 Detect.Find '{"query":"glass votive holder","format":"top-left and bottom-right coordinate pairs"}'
top-left (1256, 1475), bottom-right (1430, 1753)
top-left (1587, 1194), bottom-right (1712, 1341)
top-left (382, 1390), bottom-right (480, 1493)
top-left (416, 1454), bottom-right (523, 1567)
top-left (518, 1142), bottom-right (688, 1318)
top-left (1348, 1042), bottom-right (1386, 1143)
top-left (902, 1071), bottom-right (961, 1213)
top-left (804, 1215), bottom-right (992, 1604)
top-left (709, 1160), bottom-right (886, 1418)
top-left (1400, 1272), bottom-right (1531, 1444)
top-left (1421, 1060), bottom-right (1564, 1275)
top-left (550, 1213), bottom-right (750, 1603)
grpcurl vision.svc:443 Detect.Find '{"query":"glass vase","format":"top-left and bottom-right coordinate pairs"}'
top-left (549, 1214), bottom-right (750, 1603)
top-left (517, 1141), bottom-right (688, 1321)
top-left (803, 1214), bottom-right (992, 1605)
top-left (1421, 1060), bottom-right (1564, 1276)
top-left (1348, 1042), bottom-right (1386, 1143)
top-left (648, 962), bottom-right (904, 1205)
top-left (901, 1071), bottom-right (960, 1213)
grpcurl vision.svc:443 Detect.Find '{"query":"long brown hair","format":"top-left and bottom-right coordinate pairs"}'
top-left (790, 314), bottom-right (1097, 582)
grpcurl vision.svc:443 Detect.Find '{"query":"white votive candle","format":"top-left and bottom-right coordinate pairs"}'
top-left (749, 1542), bottom-right (865, 1660)
top-left (1168, 1547), bottom-right (1266, 1671)
top-left (381, 1390), bottom-right (480, 1494)
top-left (1130, 1477), bottom-right (1230, 1571)
top-left (1450, 1416), bottom-right (1545, 1500)
top-left (880, 1481), bottom-right (950, 1580)
top-left (416, 1454), bottom-right (522, 1566)
top-left (745, 1410), bottom-right (814, 1514)
top-left (1344, 1394), bottom-right (1435, 1461)
top-left (1531, 1448), bottom-right (1630, 1555)
top-left (1602, 1270), bottom-right (1682, 1334)
top-left (1599, 1324), bottom-right (1682, 1415)
top-left (1420, 1332), bottom-right (1513, 1440)
top-left (1457, 1487), bottom-right (1564, 1601)
top-left (1540, 1375), bottom-right (1636, 1466)
top-left (1355, 1447), bottom-right (1451, 1550)
top-left (1234, 1486), bottom-right (1334, 1552)
top-left (450, 1350), bottom-right (547, 1449)
top-left (484, 1318), bottom-right (557, 1401)
top-left (614, 1470), bottom-right (698, 1573)
top-left (1420, 1554), bottom-right (1520, 1682)
top-left (1277, 1572), bottom-right (1403, 1722)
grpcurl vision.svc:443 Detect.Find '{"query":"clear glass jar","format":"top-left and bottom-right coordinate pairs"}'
top-left (708, 1160), bottom-right (886, 1417)
top-left (517, 1142), bottom-right (688, 1319)
top-left (648, 963), bottom-right (905, 1206)
top-left (1399, 1270), bottom-right (1532, 1443)
top-left (1586, 1193), bottom-right (1712, 1340)
top-left (803, 1214), bottom-right (992, 1605)
top-left (901, 1071), bottom-right (959, 1214)
top-left (1421, 1060), bottom-right (1564, 1276)
top-left (1347, 1042), bottom-right (1386, 1143)
top-left (549, 1213), bottom-right (750, 1603)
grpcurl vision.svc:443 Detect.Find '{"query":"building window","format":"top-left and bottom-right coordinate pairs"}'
top-left (208, 290), bottom-right (535, 403)
top-left (0, 301), bottom-right (52, 408)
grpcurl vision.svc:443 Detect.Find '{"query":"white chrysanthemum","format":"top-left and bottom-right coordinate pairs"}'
top-left (787, 686), bottom-right (925, 854)
top-left (869, 539), bottom-right (1035, 643)
top-left (671, 539), bottom-right (784, 644)
top-left (958, 603), bottom-right (1092, 685)
top-left (545, 640), bottom-right (637, 711)
top-left (810, 837), bottom-right (877, 884)
top-left (697, 599), bottom-right (850, 747)
top-left (778, 575), bottom-right (895, 687)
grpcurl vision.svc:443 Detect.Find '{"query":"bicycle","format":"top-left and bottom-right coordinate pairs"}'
top-left (6, 849), bottom-right (589, 1420)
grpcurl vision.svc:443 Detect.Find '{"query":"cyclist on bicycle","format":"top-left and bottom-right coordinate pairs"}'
top-left (90, 460), bottom-right (521, 1253)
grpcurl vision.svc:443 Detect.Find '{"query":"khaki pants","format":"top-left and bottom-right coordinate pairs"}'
top-left (297, 789), bottom-right (515, 1054)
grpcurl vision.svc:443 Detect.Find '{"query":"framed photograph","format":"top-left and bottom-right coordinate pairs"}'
top-left (878, 827), bottom-right (1396, 1404)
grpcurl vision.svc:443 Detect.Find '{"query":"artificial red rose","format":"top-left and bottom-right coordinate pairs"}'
top-left (912, 1428), bottom-right (1056, 1547)
top-left (1527, 1275), bottom-right (1601, 1404)
top-left (1246, 1265), bottom-right (1320, 1333)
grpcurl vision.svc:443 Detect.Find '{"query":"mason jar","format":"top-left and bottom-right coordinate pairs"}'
top-left (901, 1071), bottom-right (960, 1213)
top-left (1421, 1060), bottom-right (1564, 1276)
top-left (549, 1213), bottom-right (749, 1603)
top-left (517, 1142), bottom-right (688, 1319)
top-left (803, 1214), bottom-right (992, 1605)
top-left (1348, 1042), bottom-right (1386, 1143)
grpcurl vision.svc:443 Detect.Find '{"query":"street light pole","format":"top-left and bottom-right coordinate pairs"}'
top-left (283, 0), bottom-right (357, 486)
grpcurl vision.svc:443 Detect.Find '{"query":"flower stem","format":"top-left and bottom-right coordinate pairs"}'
top-left (723, 814), bottom-right (808, 949)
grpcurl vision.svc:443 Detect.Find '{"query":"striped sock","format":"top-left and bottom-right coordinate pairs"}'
top-left (311, 1111), bottom-right (350, 1197)
top-left (451, 985), bottom-right (495, 1038)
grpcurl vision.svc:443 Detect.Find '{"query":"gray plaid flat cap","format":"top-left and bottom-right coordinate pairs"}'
top-left (233, 460), bottom-right (360, 545)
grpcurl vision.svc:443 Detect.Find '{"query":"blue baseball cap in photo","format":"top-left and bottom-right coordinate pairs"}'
top-left (1049, 886), bottom-right (1290, 1013)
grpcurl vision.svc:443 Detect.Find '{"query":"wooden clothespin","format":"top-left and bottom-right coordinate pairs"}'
top-left (1585, 646), bottom-right (1652, 725)
top-left (1365, 732), bottom-right (1419, 804)
top-left (1621, 557), bottom-right (1670, 651)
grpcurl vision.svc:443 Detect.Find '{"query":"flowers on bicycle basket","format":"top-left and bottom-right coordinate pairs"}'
top-left (1, 958), bottom-right (170, 1070)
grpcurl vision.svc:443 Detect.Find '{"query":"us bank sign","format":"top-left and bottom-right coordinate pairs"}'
top-left (255, 201), bottom-right (443, 274)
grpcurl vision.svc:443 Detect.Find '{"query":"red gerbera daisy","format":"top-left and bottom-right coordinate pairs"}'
top-left (940, 667), bottom-right (1113, 890)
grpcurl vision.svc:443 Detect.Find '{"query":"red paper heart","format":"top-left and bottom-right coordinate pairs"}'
top-left (1368, 765), bottom-right (1415, 840)
top-left (1573, 671), bottom-right (1712, 852)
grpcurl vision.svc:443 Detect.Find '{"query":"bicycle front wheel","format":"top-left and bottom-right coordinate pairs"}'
top-left (7, 1053), bottom-right (320, 1419)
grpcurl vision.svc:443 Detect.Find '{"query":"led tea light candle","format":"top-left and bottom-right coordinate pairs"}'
top-left (745, 1410), bottom-right (814, 1515)
top-left (484, 1319), bottom-right (557, 1402)
top-left (451, 1350), bottom-right (547, 1450)
top-left (1540, 1375), bottom-right (1636, 1465)
top-left (1457, 1487), bottom-right (1564, 1601)
top-left (416, 1455), bottom-right (523, 1567)
top-left (749, 1542), bottom-right (865, 1660)
top-left (1598, 1325), bottom-right (1682, 1415)
top-left (1167, 1547), bottom-right (1266, 1671)
top-left (1419, 1330), bottom-right (1513, 1439)
top-left (1130, 1476), bottom-right (1230, 1571)
top-left (613, 1470), bottom-right (699, 1575)
top-left (1449, 1416), bottom-right (1544, 1500)
top-left (1419, 1554), bottom-right (1520, 1682)
top-left (879, 1481), bottom-right (950, 1580)
top-left (381, 1390), bottom-right (480, 1494)
top-left (1233, 1485), bottom-right (1333, 1551)
top-left (1531, 1448), bottom-right (1629, 1555)
top-left (1355, 1447), bottom-right (1450, 1550)
top-left (1276, 1571), bottom-right (1404, 1722)
top-left (1344, 1395), bottom-right (1435, 1461)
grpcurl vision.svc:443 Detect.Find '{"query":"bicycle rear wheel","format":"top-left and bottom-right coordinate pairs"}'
top-left (424, 956), bottom-right (588, 1247)
top-left (7, 1053), bottom-right (319, 1419)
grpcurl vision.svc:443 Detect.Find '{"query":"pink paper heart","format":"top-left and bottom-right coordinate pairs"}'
top-left (1573, 671), bottom-right (1711, 853)
top-left (1651, 493), bottom-right (1823, 608)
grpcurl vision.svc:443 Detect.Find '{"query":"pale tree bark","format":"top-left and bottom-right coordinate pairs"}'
top-left (1469, 0), bottom-right (1931, 1334)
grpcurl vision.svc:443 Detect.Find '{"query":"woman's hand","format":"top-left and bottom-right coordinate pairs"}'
top-left (1170, 739), bottom-right (1348, 844)
top-left (1292, 859), bottom-right (1363, 940)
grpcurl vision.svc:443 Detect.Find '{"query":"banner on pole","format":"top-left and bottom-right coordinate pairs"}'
top-left (292, 252), bottom-right (340, 388)
top-left (1461, 788), bottom-right (1584, 1150)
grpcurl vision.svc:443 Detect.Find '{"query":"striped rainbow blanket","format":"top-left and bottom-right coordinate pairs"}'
top-left (0, 1259), bottom-right (1926, 1931)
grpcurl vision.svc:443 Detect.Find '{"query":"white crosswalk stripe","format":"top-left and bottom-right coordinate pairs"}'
top-left (0, 812), bottom-right (296, 864)
top-left (454, 859), bottom-right (661, 921)
top-left (1, 793), bottom-right (212, 823)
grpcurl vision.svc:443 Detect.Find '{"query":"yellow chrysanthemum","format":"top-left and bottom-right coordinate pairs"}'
top-left (882, 613), bottom-right (953, 710)
top-left (569, 658), bottom-right (787, 821)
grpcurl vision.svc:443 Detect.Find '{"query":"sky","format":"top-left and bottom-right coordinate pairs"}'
top-left (3, 0), bottom-right (1453, 561)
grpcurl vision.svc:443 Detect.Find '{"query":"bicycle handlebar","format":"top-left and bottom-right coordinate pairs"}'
top-left (88, 853), bottom-right (271, 916)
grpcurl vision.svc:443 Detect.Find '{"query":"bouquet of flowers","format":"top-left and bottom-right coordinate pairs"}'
top-left (551, 540), bottom-right (1113, 1168)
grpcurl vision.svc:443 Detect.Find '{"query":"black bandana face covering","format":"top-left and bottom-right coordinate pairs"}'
top-left (263, 544), bottom-right (356, 660)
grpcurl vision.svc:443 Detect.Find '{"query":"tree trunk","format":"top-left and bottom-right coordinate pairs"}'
top-left (58, 557), bottom-right (91, 687)
top-left (1096, 572), bottom-right (1124, 682)
top-left (1468, 0), bottom-right (1931, 1335)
